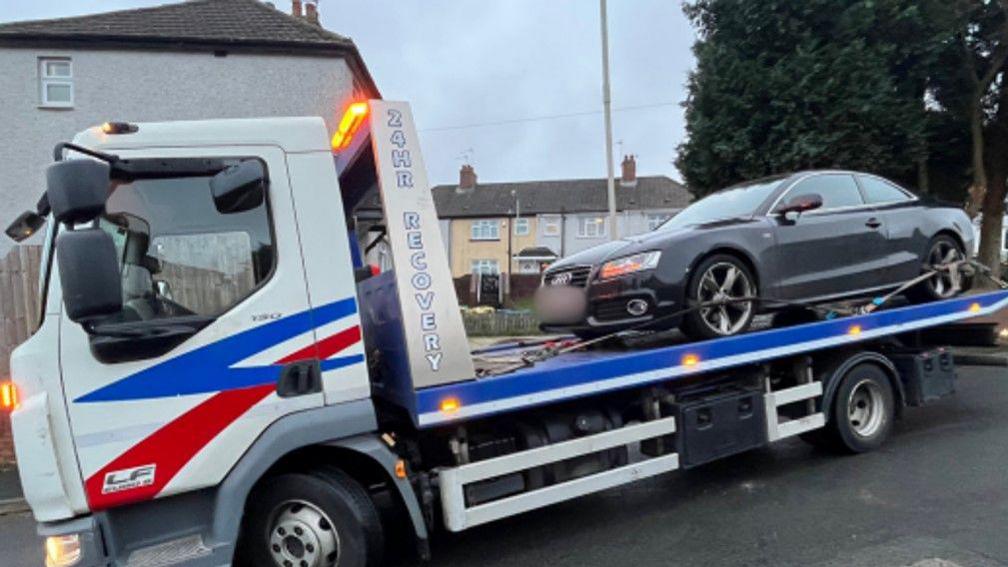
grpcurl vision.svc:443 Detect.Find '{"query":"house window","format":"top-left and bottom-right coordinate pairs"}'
top-left (577, 216), bottom-right (607, 238)
top-left (39, 58), bottom-right (73, 108)
top-left (514, 218), bottom-right (530, 236)
top-left (519, 260), bottom-right (540, 274)
top-left (471, 259), bottom-right (499, 275)
top-left (647, 213), bottom-right (671, 231)
top-left (471, 219), bottom-right (500, 241)
top-left (541, 215), bottom-right (561, 237)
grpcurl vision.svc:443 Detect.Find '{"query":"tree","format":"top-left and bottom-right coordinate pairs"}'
top-left (928, 1), bottom-right (1008, 275)
top-left (677, 0), bottom-right (946, 197)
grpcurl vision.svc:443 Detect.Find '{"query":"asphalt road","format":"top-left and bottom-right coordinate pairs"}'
top-left (2, 367), bottom-right (1007, 567)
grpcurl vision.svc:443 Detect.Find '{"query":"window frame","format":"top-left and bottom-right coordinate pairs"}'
top-left (514, 217), bottom-right (530, 236)
top-left (769, 172), bottom-right (867, 214)
top-left (39, 57), bottom-right (74, 108)
top-left (646, 213), bottom-right (671, 231)
top-left (855, 174), bottom-right (917, 205)
top-left (99, 155), bottom-right (278, 322)
top-left (577, 215), bottom-right (608, 239)
top-left (470, 219), bottom-right (500, 241)
top-left (470, 258), bottom-right (500, 275)
top-left (540, 214), bottom-right (561, 237)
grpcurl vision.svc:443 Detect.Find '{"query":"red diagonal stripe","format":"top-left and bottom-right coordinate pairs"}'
top-left (85, 384), bottom-right (273, 510)
top-left (275, 325), bottom-right (361, 364)
top-left (84, 326), bottom-right (363, 510)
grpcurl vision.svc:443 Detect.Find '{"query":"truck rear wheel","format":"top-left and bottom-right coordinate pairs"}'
top-left (237, 469), bottom-right (384, 567)
top-left (803, 363), bottom-right (895, 453)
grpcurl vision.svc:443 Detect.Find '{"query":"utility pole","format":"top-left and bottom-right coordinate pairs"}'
top-left (600, 0), bottom-right (619, 240)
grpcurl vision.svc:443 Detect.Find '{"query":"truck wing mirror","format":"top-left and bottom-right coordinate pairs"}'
top-left (211, 160), bottom-right (266, 214)
top-left (5, 211), bottom-right (46, 242)
top-left (57, 228), bottom-right (122, 325)
top-left (46, 160), bottom-right (111, 225)
top-left (775, 193), bottom-right (823, 221)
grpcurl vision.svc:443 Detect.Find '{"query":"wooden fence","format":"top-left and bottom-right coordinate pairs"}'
top-left (0, 245), bottom-right (42, 463)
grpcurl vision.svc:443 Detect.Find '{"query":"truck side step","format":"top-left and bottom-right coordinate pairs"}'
top-left (439, 416), bottom-right (679, 531)
top-left (764, 381), bottom-right (825, 442)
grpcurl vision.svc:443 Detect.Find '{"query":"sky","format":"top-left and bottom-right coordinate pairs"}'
top-left (0, 0), bottom-right (697, 186)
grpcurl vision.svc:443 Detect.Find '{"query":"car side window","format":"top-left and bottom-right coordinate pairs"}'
top-left (858, 175), bottom-right (913, 204)
top-left (783, 174), bottom-right (863, 210)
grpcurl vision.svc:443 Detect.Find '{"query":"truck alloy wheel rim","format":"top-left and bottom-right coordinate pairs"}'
top-left (847, 379), bottom-right (885, 438)
top-left (697, 262), bottom-right (754, 335)
top-left (926, 241), bottom-right (963, 298)
top-left (267, 500), bottom-right (340, 567)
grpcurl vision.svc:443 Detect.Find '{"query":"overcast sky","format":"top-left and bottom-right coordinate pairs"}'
top-left (0, 0), bottom-right (697, 186)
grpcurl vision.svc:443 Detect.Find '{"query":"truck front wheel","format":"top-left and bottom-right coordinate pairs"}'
top-left (237, 468), bottom-right (384, 567)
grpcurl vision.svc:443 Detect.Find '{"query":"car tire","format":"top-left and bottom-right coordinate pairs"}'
top-left (906, 234), bottom-right (968, 303)
top-left (236, 469), bottom-right (384, 567)
top-left (681, 254), bottom-right (757, 340)
top-left (812, 363), bottom-right (896, 454)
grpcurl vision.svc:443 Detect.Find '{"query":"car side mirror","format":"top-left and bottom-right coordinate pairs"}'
top-left (775, 193), bottom-right (823, 221)
top-left (46, 160), bottom-right (111, 225)
top-left (56, 228), bottom-right (122, 326)
top-left (211, 160), bottom-right (266, 214)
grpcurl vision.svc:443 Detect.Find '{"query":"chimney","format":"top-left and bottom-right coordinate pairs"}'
top-left (291, 0), bottom-right (302, 17)
top-left (620, 154), bottom-right (637, 187)
top-left (458, 164), bottom-right (477, 192)
top-left (304, 0), bottom-right (320, 25)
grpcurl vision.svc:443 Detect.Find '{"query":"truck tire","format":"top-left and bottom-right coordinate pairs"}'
top-left (806, 363), bottom-right (895, 454)
top-left (237, 469), bottom-right (384, 567)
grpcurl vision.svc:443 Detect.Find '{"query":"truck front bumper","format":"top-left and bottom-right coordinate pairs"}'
top-left (38, 515), bottom-right (107, 567)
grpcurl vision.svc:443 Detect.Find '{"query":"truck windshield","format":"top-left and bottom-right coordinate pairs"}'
top-left (657, 178), bottom-right (782, 230)
top-left (94, 159), bottom-right (275, 323)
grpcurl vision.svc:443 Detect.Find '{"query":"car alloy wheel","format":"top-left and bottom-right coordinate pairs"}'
top-left (696, 261), bottom-right (754, 336)
top-left (925, 239), bottom-right (964, 299)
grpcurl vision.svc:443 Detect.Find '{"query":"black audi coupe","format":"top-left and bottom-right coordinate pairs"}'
top-left (537, 170), bottom-right (975, 340)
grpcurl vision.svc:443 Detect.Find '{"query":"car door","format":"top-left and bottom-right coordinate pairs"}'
top-left (855, 174), bottom-right (925, 284)
top-left (770, 172), bottom-right (890, 300)
top-left (58, 146), bottom-right (329, 511)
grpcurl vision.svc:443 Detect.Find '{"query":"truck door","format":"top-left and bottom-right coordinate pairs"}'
top-left (56, 146), bottom-right (348, 511)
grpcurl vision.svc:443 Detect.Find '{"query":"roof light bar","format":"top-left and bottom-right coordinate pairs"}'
top-left (331, 102), bottom-right (369, 152)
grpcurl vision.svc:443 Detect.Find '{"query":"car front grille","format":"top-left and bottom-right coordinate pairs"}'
top-left (594, 297), bottom-right (652, 322)
top-left (544, 265), bottom-right (593, 288)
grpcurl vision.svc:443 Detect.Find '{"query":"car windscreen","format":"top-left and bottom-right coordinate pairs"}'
top-left (657, 179), bottom-right (782, 230)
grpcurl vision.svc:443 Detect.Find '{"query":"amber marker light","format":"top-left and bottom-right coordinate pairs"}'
top-left (848, 324), bottom-right (862, 337)
top-left (395, 459), bottom-right (408, 479)
top-left (0, 380), bottom-right (18, 412)
top-left (681, 354), bottom-right (700, 368)
top-left (439, 397), bottom-right (461, 415)
top-left (331, 101), bottom-right (370, 152)
top-left (968, 302), bottom-right (981, 314)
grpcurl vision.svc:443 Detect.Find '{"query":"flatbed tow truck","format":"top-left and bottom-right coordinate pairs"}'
top-left (3, 100), bottom-right (1006, 567)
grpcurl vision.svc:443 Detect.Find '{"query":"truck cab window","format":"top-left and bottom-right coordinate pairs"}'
top-left (99, 160), bottom-right (274, 323)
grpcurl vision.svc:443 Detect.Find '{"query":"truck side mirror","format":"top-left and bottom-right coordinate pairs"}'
top-left (211, 160), bottom-right (266, 214)
top-left (57, 228), bottom-right (122, 325)
top-left (46, 160), bottom-right (111, 225)
top-left (4, 211), bottom-right (46, 242)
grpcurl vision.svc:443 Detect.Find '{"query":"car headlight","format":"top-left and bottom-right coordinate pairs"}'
top-left (599, 251), bottom-right (661, 280)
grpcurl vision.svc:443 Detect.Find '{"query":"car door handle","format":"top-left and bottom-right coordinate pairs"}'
top-left (865, 218), bottom-right (882, 229)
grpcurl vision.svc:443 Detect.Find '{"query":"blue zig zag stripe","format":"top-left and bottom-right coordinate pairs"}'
top-left (75, 297), bottom-right (359, 403)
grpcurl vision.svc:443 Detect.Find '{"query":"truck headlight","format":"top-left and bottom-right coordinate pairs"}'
top-left (599, 251), bottom-right (661, 280)
top-left (45, 535), bottom-right (82, 567)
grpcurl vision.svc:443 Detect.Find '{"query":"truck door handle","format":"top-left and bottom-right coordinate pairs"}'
top-left (276, 359), bottom-right (322, 398)
top-left (865, 218), bottom-right (882, 229)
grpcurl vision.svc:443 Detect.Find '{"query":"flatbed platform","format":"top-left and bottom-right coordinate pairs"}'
top-left (412, 290), bottom-right (1008, 427)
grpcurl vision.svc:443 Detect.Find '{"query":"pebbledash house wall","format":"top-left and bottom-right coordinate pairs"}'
top-left (0, 46), bottom-right (360, 256)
